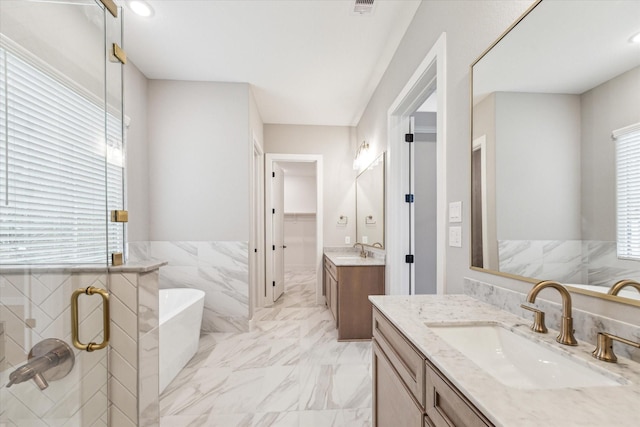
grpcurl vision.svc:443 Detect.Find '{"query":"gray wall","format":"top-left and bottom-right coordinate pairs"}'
top-left (264, 124), bottom-right (357, 246)
top-left (126, 79), bottom-right (261, 332)
top-left (472, 93), bottom-right (498, 269)
top-left (354, 0), bottom-right (639, 323)
top-left (147, 80), bottom-right (251, 241)
top-left (495, 92), bottom-right (581, 240)
top-left (124, 60), bottom-right (150, 243)
top-left (581, 66), bottom-right (640, 241)
top-left (356, 0), bottom-right (535, 294)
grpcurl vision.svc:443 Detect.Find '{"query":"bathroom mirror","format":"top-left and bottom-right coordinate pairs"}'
top-left (356, 153), bottom-right (385, 248)
top-left (470, 0), bottom-right (640, 305)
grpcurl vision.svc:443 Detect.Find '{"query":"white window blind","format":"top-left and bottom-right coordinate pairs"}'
top-left (615, 122), bottom-right (640, 261)
top-left (0, 39), bottom-right (124, 265)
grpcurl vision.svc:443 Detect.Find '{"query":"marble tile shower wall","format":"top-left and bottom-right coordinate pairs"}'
top-left (464, 277), bottom-right (640, 362)
top-left (129, 241), bottom-right (250, 333)
top-left (0, 271), bottom-right (108, 426)
top-left (108, 269), bottom-right (161, 427)
top-left (499, 240), bottom-right (640, 286)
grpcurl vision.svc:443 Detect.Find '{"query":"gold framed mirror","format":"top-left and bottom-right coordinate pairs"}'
top-left (470, 0), bottom-right (640, 307)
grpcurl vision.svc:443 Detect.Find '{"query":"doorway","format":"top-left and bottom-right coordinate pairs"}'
top-left (387, 33), bottom-right (447, 296)
top-left (264, 154), bottom-right (324, 307)
top-left (411, 92), bottom-right (438, 294)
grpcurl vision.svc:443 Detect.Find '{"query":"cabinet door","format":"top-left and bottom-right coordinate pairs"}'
top-left (324, 264), bottom-right (330, 304)
top-left (329, 274), bottom-right (338, 324)
top-left (373, 308), bottom-right (425, 406)
top-left (373, 341), bottom-right (423, 427)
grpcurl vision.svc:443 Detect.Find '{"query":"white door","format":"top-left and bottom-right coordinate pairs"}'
top-left (272, 163), bottom-right (285, 301)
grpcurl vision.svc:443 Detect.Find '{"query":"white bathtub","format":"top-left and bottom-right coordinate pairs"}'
top-left (159, 288), bottom-right (205, 394)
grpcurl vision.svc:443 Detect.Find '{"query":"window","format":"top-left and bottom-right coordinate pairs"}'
top-left (0, 38), bottom-right (124, 264)
top-left (615, 123), bottom-right (640, 260)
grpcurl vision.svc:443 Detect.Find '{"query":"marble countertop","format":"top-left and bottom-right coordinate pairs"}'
top-left (369, 295), bottom-right (640, 427)
top-left (324, 250), bottom-right (385, 266)
top-left (0, 260), bottom-right (167, 274)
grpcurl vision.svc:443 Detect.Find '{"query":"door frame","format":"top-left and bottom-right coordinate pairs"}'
top-left (386, 32), bottom-right (447, 295)
top-left (271, 161), bottom-right (285, 302)
top-left (264, 153), bottom-right (324, 306)
top-left (250, 134), bottom-right (265, 318)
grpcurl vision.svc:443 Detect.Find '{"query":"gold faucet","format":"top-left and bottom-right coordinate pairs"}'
top-left (607, 279), bottom-right (640, 296)
top-left (519, 304), bottom-right (548, 333)
top-left (525, 280), bottom-right (577, 346)
top-left (353, 242), bottom-right (367, 258)
top-left (592, 332), bottom-right (640, 363)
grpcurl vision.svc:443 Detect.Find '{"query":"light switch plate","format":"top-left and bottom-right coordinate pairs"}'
top-left (449, 201), bottom-right (462, 223)
top-left (449, 226), bottom-right (462, 247)
top-left (362, 236), bottom-right (368, 244)
top-left (345, 236), bottom-right (351, 244)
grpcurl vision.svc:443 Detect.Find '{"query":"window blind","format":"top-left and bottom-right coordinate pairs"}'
top-left (0, 40), bottom-right (124, 265)
top-left (615, 123), bottom-right (640, 261)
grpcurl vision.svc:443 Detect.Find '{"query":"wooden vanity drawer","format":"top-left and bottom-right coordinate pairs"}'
top-left (425, 361), bottom-right (492, 427)
top-left (324, 256), bottom-right (338, 279)
top-left (373, 308), bottom-right (425, 408)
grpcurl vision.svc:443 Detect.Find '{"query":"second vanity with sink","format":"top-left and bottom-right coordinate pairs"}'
top-left (323, 248), bottom-right (385, 340)
top-left (370, 295), bottom-right (640, 427)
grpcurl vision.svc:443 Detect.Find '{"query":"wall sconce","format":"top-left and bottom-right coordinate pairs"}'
top-left (353, 141), bottom-right (371, 170)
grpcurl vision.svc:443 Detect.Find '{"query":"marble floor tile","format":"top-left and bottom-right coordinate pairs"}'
top-left (160, 268), bottom-right (373, 425)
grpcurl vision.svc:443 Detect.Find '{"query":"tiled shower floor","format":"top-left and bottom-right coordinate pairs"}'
top-left (159, 269), bottom-right (373, 426)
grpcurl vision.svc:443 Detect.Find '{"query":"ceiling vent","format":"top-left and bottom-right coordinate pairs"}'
top-left (353, 0), bottom-right (375, 15)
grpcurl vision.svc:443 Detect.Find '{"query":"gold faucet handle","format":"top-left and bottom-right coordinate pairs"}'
top-left (520, 304), bottom-right (548, 333)
top-left (592, 332), bottom-right (640, 363)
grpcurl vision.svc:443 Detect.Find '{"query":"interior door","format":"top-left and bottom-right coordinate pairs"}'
top-left (272, 162), bottom-right (285, 301)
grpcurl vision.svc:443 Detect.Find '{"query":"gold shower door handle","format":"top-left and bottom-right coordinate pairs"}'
top-left (71, 287), bottom-right (110, 352)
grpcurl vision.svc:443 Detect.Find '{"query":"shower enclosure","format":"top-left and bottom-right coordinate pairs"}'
top-left (0, 0), bottom-right (124, 425)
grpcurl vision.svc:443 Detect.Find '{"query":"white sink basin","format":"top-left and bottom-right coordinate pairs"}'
top-left (334, 256), bottom-right (363, 261)
top-left (426, 323), bottom-right (626, 389)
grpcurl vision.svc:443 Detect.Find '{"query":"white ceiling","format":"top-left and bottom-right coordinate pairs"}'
top-left (473, 0), bottom-right (640, 101)
top-left (120, 0), bottom-right (421, 126)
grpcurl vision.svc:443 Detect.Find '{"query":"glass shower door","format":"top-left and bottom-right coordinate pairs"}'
top-left (0, 1), bottom-right (121, 425)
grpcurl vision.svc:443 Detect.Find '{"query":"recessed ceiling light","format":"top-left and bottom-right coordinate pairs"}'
top-left (630, 31), bottom-right (640, 44)
top-left (128, 0), bottom-right (154, 18)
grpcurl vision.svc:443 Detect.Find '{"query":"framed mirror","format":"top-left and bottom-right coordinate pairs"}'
top-left (470, 0), bottom-right (640, 305)
top-left (356, 153), bottom-right (385, 248)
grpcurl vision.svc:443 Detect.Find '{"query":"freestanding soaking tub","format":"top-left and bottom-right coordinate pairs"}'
top-left (159, 288), bottom-right (205, 394)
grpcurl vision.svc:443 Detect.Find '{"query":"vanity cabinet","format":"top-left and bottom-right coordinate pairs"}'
top-left (323, 255), bottom-right (385, 340)
top-left (372, 308), bottom-right (493, 427)
top-left (324, 257), bottom-right (339, 321)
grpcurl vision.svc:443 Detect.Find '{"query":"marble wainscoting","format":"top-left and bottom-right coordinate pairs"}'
top-left (498, 239), bottom-right (640, 288)
top-left (464, 277), bottom-right (640, 362)
top-left (128, 241), bottom-right (249, 333)
top-left (583, 240), bottom-right (640, 286)
top-left (498, 239), bottom-right (585, 283)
